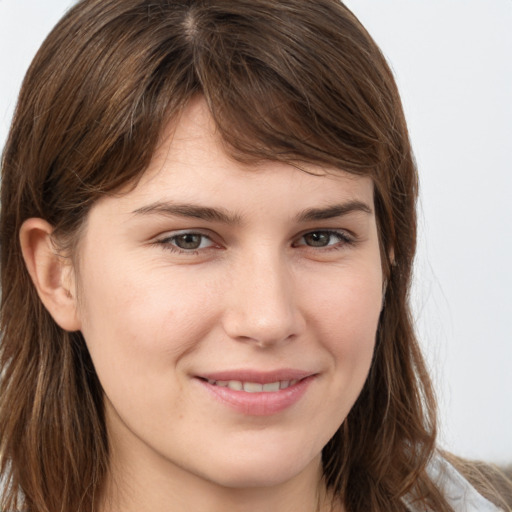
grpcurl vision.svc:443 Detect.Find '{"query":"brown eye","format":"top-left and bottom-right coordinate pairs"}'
top-left (303, 232), bottom-right (332, 247)
top-left (157, 232), bottom-right (215, 252)
top-left (295, 230), bottom-right (352, 249)
top-left (174, 233), bottom-right (203, 250)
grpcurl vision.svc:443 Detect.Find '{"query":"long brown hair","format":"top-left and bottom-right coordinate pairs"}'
top-left (0, 1), bottom-right (506, 511)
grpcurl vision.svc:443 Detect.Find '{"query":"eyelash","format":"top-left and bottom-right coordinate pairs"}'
top-left (154, 229), bottom-right (355, 255)
top-left (293, 230), bottom-right (354, 250)
top-left (154, 231), bottom-right (216, 254)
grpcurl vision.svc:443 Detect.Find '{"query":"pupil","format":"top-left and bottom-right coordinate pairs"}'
top-left (306, 232), bottom-right (329, 247)
top-left (177, 234), bottom-right (201, 249)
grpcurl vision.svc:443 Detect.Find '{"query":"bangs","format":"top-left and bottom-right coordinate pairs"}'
top-left (9, 0), bottom-right (402, 226)
top-left (180, 1), bottom-right (394, 175)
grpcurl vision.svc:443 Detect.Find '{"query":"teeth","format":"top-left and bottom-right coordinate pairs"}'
top-left (227, 380), bottom-right (243, 391)
top-left (263, 382), bottom-right (280, 392)
top-left (208, 379), bottom-right (300, 392)
top-left (244, 382), bottom-right (263, 392)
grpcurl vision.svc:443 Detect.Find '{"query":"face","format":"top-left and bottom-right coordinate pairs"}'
top-left (73, 98), bottom-right (383, 493)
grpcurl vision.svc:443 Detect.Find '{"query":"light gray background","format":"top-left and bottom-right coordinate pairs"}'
top-left (1, 1), bottom-right (511, 464)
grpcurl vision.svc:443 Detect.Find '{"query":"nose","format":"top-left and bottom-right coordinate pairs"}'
top-left (222, 251), bottom-right (305, 348)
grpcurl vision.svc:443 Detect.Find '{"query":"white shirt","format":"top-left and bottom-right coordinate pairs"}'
top-left (404, 454), bottom-right (503, 511)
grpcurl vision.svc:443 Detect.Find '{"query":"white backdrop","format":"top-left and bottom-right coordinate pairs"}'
top-left (1, 1), bottom-right (511, 465)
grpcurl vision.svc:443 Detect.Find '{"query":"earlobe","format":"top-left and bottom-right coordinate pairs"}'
top-left (19, 218), bottom-right (81, 332)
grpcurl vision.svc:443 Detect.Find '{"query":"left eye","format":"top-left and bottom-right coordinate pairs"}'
top-left (295, 230), bottom-right (350, 248)
top-left (159, 232), bottom-right (214, 251)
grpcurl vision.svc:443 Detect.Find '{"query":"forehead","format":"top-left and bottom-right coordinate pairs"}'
top-left (121, 97), bottom-right (375, 214)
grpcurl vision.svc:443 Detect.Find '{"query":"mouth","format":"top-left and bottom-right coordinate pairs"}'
top-left (195, 370), bottom-right (316, 415)
top-left (200, 378), bottom-right (301, 393)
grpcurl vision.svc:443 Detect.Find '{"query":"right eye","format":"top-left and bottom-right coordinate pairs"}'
top-left (155, 231), bottom-right (216, 253)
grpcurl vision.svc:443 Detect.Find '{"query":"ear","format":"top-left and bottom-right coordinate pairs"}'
top-left (20, 218), bottom-right (81, 331)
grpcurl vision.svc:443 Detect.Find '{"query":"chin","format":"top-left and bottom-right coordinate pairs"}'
top-left (191, 440), bottom-right (323, 490)
top-left (204, 463), bottom-right (314, 490)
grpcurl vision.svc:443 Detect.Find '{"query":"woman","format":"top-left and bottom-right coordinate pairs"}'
top-left (0, 1), bottom-right (510, 511)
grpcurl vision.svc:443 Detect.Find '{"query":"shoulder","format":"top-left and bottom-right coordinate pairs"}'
top-left (404, 452), bottom-right (511, 512)
top-left (442, 453), bottom-right (512, 512)
top-left (430, 455), bottom-right (504, 511)
top-left (424, 453), bottom-right (511, 512)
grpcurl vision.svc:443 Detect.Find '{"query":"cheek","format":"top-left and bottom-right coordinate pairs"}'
top-left (77, 270), bottom-right (214, 439)
top-left (307, 264), bottom-right (383, 340)
top-left (304, 262), bottom-right (382, 388)
top-left (76, 257), bottom-right (219, 394)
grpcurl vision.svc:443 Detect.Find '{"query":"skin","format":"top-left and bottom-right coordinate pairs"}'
top-left (22, 97), bottom-right (384, 512)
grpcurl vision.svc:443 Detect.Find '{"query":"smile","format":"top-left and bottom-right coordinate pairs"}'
top-left (197, 372), bottom-right (316, 415)
top-left (206, 379), bottom-right (299, 392)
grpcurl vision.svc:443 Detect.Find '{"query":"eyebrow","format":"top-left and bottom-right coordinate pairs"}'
top-left (131, 200), bottom-right (372, 224)
top-left (131, 201), bottom-right (242, 224)
top-left (296, 201), bottom-right (373, 222)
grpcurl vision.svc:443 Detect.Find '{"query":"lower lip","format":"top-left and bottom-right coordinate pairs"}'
top-left (197, 376), bottom-right (315, 416)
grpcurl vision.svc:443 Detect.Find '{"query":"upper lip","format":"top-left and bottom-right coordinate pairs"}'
top-left (197, 369), bottom-right (316, 384)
